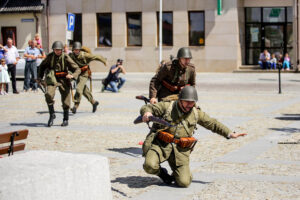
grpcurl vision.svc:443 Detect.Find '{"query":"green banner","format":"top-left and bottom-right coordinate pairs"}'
top-left (217, 0), bottom-right (222, 15)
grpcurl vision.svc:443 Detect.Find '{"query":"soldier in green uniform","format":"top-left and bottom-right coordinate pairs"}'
top-left (69, 42), bottom-right (107, 114)
top-left (149, 47), bottom-right (196, 104)
top-left (37, 41), bottom-right (81, 127)
top-left (140, 86), bottom-right (247, 187)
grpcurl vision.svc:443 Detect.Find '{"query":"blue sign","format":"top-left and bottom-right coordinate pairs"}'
top-left (67, 13), bottom-right (75, 31)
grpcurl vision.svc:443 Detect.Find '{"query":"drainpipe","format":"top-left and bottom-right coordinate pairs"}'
top-left (33, 12), bottom-right (39, 33)
top-left (46, 0), bottom-right (50, 53)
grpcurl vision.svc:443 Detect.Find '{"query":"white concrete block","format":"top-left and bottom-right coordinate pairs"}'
top-left (0, 151), bottom-right (112, 200)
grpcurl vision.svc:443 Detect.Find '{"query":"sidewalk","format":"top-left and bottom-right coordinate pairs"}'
top-left (0, 73), bottom-right (299, 199)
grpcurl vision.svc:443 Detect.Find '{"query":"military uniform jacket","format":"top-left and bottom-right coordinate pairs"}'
top-left (140, 101), bottom-right (231, 166)
top-left (69, 51), bottom-right (107, 77)
top-left (38, 52), bottom-right (81, 84)
top-left (149, 60), bottom-right (196, 100)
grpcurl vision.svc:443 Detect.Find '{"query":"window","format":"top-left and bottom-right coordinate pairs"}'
top-left (156, 12), bottom-right (173, 46)
top-left (188, 11), bottom-right (205, 46)
top-left (97, 13), bottom-right (112, 47)
top-left (126, 12), bottom-right (142, 46)
top-left (66, 13), bottom-right (82, 45)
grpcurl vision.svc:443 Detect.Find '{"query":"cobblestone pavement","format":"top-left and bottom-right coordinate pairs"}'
top-left (0, 73), bottom-right (300, 199)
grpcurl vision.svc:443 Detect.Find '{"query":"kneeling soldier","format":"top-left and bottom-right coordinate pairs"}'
top-left (37, 41), bottom-right (81, 127)
top-left (140, 86), bottom-right (247, 187)
top-left (69, 41), bottom-right (107, 114)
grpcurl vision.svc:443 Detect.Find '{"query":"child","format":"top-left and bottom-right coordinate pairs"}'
top-left (269, 53), bottom-right (277, 70)
top-left (0, 58), bottom-right (10, 95)
top-left (282, 53), bottom-right (290, 71)
top-left (34, 33), bottom-right (42, 48)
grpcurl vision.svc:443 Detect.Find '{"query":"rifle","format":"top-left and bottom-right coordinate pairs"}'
top-left (136, 95), bottom-right (150, 104)
top-left (134, 115), bottom-right (175, 128)
top-left (36, 79), bottom-right (47, 93)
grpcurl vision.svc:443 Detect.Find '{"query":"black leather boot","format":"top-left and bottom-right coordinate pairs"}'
top-left (71, 104), bottom-right (78, 114)
top-left (61, 109), bottom-right (69, 126)
top-left (47, 105), bottom-right (56, 127)
top-left (158, 167), bottom-right (174, 185)
top-left (92, 101), bottom-right (99, 113)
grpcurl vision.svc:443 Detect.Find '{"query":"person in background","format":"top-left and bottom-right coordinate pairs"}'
top-left (0, 58), bottom-right (10, 95)
top-left (23, 40), bottom-right (39, 92)
top-left (63, 44), bottom-right (71, 55)
top-left (4, 38), bottom-right (20, 94)
top-left (282, 53), bottom-right (291, 71)
top-left (101, 59), bottom-right (126, 93)
top-left (258, 49), bottom-right (270, 70)
top-left (36, 43), bottom-right (46, 67)
top-left (0, 44), bottom-right (6, 60)
top-left (269, 53), bottom-right (277, 70)
top-left (34, 33), bottom-right (42, 48)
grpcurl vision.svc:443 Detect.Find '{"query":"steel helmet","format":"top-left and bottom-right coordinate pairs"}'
top-left (72, 41), bottom-right (82, 50)
top-left (179, 86), bottom-right (198, 102)
top-left (177, 47), bottom-right (192, 59)
top-left (52, 41), bottom-right (64, 50)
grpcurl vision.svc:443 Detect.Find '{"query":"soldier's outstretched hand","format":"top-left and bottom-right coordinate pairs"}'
top-left (66, 74), bottom-right (74, 79)
top-left (142, 112), bottom-right (153, 122)
top-left (150, 98), bottom-right (157, 104)
top-left (230, 132), bottom-right (247, 138)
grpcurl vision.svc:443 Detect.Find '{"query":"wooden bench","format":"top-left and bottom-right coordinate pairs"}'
top-left (0, 129), bottom-right (28, 156)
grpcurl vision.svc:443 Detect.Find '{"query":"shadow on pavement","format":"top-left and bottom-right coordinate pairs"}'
top-left (258, 78), bottom-right (277, 81)
top-left (111, 176), bottom-right (160, 188)
top-left (107, 147), bottom-right (142, 157)
top-left (275, 115), bottom-right (300, 121)
top-left (191, 180), bottom-right (212, 184)
top-left (111, 187), bottom-right (128, 197)
top-left (10, 123), bottom-right (46, 127)
top-left (269, 127), bottom-right (300, 133)
top-left (37, 111), bottom-right (63, 114)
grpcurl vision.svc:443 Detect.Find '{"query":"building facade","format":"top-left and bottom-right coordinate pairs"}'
top-left (1, 0), bottom-right (299, 72)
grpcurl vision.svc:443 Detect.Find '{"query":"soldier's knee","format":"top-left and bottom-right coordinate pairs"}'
top-left (175, 176), bottom-right (191, 188)
top-left (45, 93), bottom-right (53, 103)
top-left (143, 160), bottom-right (159, 175)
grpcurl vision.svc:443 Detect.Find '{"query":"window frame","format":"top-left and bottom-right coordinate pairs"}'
top-left (96, 13), bottom-right (112, 47)
top-left (126, 12), bottom-right (143, 47)
top-left (188, 11), bottom-right (205, 46)
top-left (156, 11), bottom-right (173, 46)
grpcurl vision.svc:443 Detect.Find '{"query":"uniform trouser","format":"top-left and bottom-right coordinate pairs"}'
top-left (143, 149), bottom-right (192, 187)
top-left (45, 79), bottom-right (71, 110)
top-left (74, 75), bottom-right (93, 105)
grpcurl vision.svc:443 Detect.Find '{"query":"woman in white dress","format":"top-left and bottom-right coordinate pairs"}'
top-left (0, 58), bottom-right (10, 95)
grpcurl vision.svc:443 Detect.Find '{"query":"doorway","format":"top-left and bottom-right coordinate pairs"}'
top-left (1, 27), bottom-right (17, 46)
top-left (245, 7), bottom-right (293, 65)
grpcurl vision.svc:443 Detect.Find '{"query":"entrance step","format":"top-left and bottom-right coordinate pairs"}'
top-left (233, 65), bottom-right (298, 73)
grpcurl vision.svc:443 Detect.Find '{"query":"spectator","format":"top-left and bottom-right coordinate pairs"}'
top-left (4, 38), bottom-right (20, 94)
top-left (36, 43), bottom-right (46, 67)
top-left (34, 33), bottom-right (42, 48)
top-left (63, 44), bottom-right (71, 54)
top-left (101, 59), bottom-right (126, 93)
top-left (269, 53), bottom-right (277, 70)
top-left (23, 40), bottom-right (39, 92)
top-left (258, 49), bottom-right (270, 69)
top-left (0, 44), bottom-right (5, 60)
top-left (0, 58), bottom-right (10, 95)
top-left (282, 53), bottom-right (291, 71)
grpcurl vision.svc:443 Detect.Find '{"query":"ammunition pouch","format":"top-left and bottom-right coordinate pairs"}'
top-left (45, 70), bottom-right (57, 85)
top-left (158, 131), bottom-right (197, 149)
top-left (55, 72), bottom-right (68, 78)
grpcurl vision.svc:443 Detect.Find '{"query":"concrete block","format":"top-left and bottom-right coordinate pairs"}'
top-left (0, 151), bottom-right (112, 200)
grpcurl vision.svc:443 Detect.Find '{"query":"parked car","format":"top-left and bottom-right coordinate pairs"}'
top-left (16, 49), bottom-right (25, 79)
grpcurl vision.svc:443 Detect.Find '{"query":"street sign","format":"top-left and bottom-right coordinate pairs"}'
top-left (66, 30), bottom-right (73, 40)
top-left (67, 13), bottom-right (75, 31)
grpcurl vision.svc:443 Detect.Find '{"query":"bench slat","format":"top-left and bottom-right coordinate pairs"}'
top-left (0, 143), bottom-right (26, 155)
top-left (0, 129), bottom-right (28, 144)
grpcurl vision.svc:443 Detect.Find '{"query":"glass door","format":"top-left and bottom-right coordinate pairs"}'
top-left (263, 24), bottom-right (284, 56)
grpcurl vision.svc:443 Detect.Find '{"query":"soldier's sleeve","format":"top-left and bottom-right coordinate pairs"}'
top-left (197, 108), bottom-right (231, 138)
top-left (140, 101), bottom-right (169, 117)
top-left (149, 65), bottom-right (168, 99)
top-left (189, 66), bottom-right (196, 86)
top-left (85, 52), bottom-right (107, 66)
top-left (38, 55), bottom-right (50, 79)
top-left (66, 55), bottom-right (81, 79)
